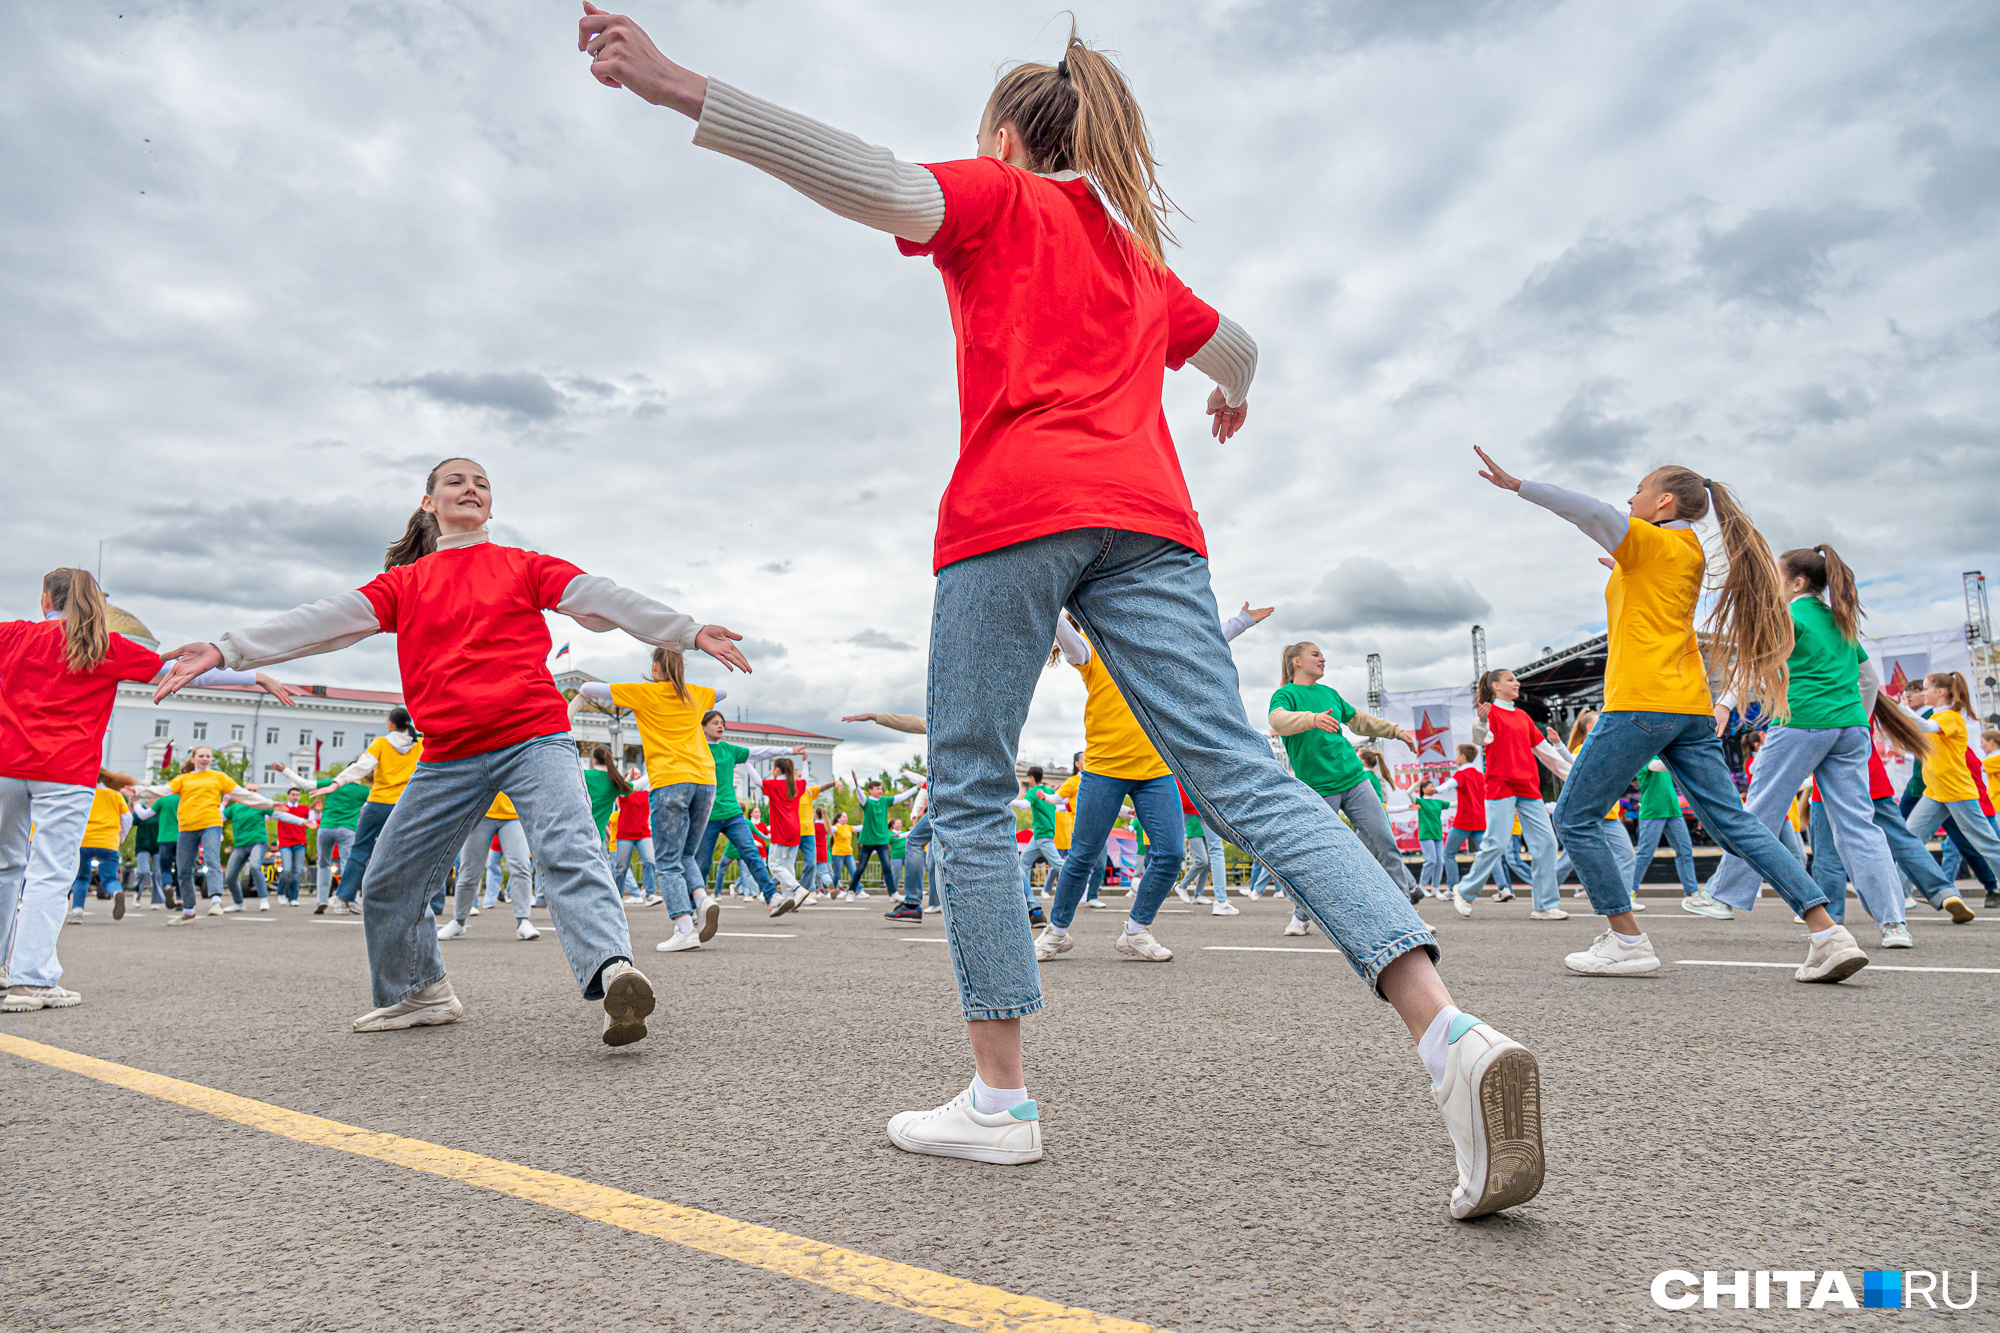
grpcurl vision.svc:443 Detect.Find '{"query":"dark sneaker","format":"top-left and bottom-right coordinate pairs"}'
top-left (885, 903), bottom-right (923, 922)
top-left (1028, 906), bottom-right (1047, 927)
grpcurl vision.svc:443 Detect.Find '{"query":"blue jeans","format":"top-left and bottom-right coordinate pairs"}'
top-left (828, 852), bottom-right (854, 886)
top-left (697, 814), bottom-right (776, 898)
top-left (930, 530), bottom-right (1435, 1019)
top-left (1631, 818), bottom-right (1697, 895)
top-left (613, 838), bottom-right (655, 896)
top-left (1900, 788), bottom-right (1994, 886)
top-left (1299, 781), bottom-right (1416, 921)
top-left (72, 847), bottom-right (122, 908)
top-left (1440, 828), bottom-right (1481, 890)
top-left (1418, 839), bottom-right (1445, 887)
top-left (276, 845), bottom-right (305, 901)
top-left (1179, 821), bottom-right (1228, 901)
top-left (765, 834), bottom-right (814, 894)
top-left (173, 826), bottom-right (224, 907)
top-left (1458, 797), bottom-right (1560, 910)
top-left (1051, 773), bottom-right (1185, 930)
top-left (1554, 819), bottom-right (1633, 888)
top-left (362, 731), bottom-right (632, 1007)
top-left (315, 824), bottom-right (355, 904)
top-left (649, 783), bottom-right (715, 920)
top-left (1556, 711), bottom-right (1828, 917)
top-left (1809, 797), bottom-right (1942, 925)
top-left (901, 814), bottom-right (937, 908)
top-left (1710, 725), bottom-right (1899, 915)
top-left (446, 816), bottom-right (533, 923)
top-left (336, 801), bottom-right (393, 903)
top-left (1907, 797), bottom-right (2000, 892)
top-left (852, 841), bottom-right (898, 895)
top-left (1018, 835), bottom-right (1064, 899)
top-left (225, 842), bottom-right (269, 903)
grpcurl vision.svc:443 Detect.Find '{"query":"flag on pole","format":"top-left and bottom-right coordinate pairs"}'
top-left (554, 643), bottom-right (571, 661)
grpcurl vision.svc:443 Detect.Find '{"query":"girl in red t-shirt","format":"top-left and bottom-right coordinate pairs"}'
top-left (1454, 670), bottom-right (1574, 918)
top-left (155, 457), bottom-right (752, 1049)
top-left (579, 14), bottom-right (1538, 1218)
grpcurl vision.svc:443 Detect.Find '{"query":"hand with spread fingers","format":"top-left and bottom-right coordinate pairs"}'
top-left (696, 624), bottom-right (751, 673)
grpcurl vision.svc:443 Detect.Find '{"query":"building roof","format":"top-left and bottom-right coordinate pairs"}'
top-left (105, 602), bottom-right (157, 649)
top-left (723, 720), bottom-right (841, 742)
top-left (186, 681), bottom-right (407, 705)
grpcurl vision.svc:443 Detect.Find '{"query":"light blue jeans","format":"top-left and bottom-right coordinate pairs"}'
top-left (649, 783), bottom-right (715, 921)
top-left (1439, 828), bottom-right (1480, 891)
top-left (1051, 773), bottom-right (1184, 930)
top-left (1554, 819), bottom-right (1633, 889)
top-left (174, 826), bottom-right (224, 906)
top-left (1906, 796), bottom-right (2000, 891)
top-left (1179, 821), bottom-right (1229, 901)
top-left (225, 841), bottom-right (268, 903)
top-left (900, 813), bottom-right (936, 907)
top-left (1557, 711), bottom-right (1828, 917)
top-left (1809, 797), bottom-right (1938, 925)
top-left (1018, 834), bottom-right (1064, 900)
top-left (1418, 839), bottom-right (1445, 886)
top-left (276, 844), bottom-right (306, 901)
top-left (1631, 817), bottom-right (1697, 895)
top-left (362, 731), bottom-right (631, 1007)
top-left (1457, 796), bottom-right (1560, 911)
top-left (613, 837), bottom-right (655, 896)
top-left (928, 530), bottom-right (1436, 1021)
top-left (1710, 725), bottom-right (1899, 914)
top-left (315, 825), bottom-right (355, 904)
top-left (449, 817), bottom-right (532, 924)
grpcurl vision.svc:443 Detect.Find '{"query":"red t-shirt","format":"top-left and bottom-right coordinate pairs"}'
top-left (616, 790), bottom-right (651, 841)
top-left (897, 158), bottom-right (1222, 572)
top-left (1480, 706), bottom-right (1543, 800)
top-left (814, 819), bottom-right (830, 863)
top-left (761, 778), bottom-right (805, 845)
top-left (359, 543), bottom-right (584, 763)
top-left (0, 622), bottom-right (163, 786)
top-left (1971, 749), bottom-right (1995, 818)
top-left (1449, 765), bottom-right (1488, 830)
top-left (276, 803), bottom-right (311, 848)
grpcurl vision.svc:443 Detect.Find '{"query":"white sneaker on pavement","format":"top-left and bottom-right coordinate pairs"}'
top-left (1173, 884), bottom-right (1194, 903)
top-left (655, 930), bottom-right (701, 953)
top-left (1629, 900), bottom-right (1647, 912)
top-left (353, 979), bottom-right (463, 1032)
top-left (1529, 908), bottom-right (1569, 921)
top-left (258, 900), bottom-right (271, 912)
top-left (66, 908), bottom-right (85, 923)
top-left (516, 918), bottom-right (541, 941)
top-left (886, 1084), bottom-right (1042, 1165)
top-left (1113, 928), bottom-right (1172, 962)
top-left (1903, 894), bottom-right (1920, 910)
top-left (1879, 923), bottom-right (1914, 949)
top-left (2, 984), bottom-right (83, 1012)
top-left (698, 897), bottom-right (722, 942)
top-left (222, 903), bottom-right (243, 914)
top-left (208, 899), bottom-right (225, 916)
top-left (1563, 931), bottom-right (1662, 976)
top-left (1034, 927), bottom-right (1072, 962)
top-left (599, 960), bottom-right (655, 1046)
top-left (1283, 916), bottom-right (1312, 937)
top-left (1430, 1017), bottom-right (1544, 1220)
top-left (436, 919), bottom-right (466, 940)
top-left (1494, 889), bottom-right (1514, 903)
top-left (1680, 890), bottom-right (1733, 920)
top-left (1452, 894), bottom-right (1472, 918)
top-left (1796, 925), bottom-right (1869, 983)
top-left (1084, 899), bottom-right (1107, 909)
top-left (1212, 901), bottom-right (1240, 916)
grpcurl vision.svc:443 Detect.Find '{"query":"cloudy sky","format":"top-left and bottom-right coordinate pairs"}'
top-left (5, 0), bottom-right (1995, 775)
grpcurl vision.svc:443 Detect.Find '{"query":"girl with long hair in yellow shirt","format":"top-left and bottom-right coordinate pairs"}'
top-left (1899, 671), bottom-right (2000, 918)
top-left (1477, 448), bottom-right (1869, 984)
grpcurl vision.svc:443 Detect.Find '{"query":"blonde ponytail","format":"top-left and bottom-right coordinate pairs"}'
top-left (1648, 467), bottom-right (1793, 719)
top-left (43, 568), bottom-right (110, 673)
top-left (652, 646), bottom-right (691, 703)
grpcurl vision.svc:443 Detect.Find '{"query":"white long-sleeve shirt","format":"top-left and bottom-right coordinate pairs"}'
top-left (576, 680), bottom-right (729, 704)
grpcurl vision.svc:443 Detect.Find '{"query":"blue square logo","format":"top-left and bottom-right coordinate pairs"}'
top-left (1863, 1270), bottom-right (1903, 1310)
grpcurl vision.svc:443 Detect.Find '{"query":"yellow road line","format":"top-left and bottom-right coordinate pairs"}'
top-left (0, 1032), bottom-right (1160, 1332)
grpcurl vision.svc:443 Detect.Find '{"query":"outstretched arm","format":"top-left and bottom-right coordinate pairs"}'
top-left (153, 591), bottom-right (382, 700)
top-left (554, 575), bottom-right (749, 674)
top-left (842, 713), bottom-right (928, 735)
top-left (1477, 448), bottom-right (1627, 553)
top-left (1054, 615), bottom-right (1090, 666)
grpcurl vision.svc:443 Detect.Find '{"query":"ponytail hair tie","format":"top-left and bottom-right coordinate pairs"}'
top-left (1056, 58), bottom-right (1070, 79)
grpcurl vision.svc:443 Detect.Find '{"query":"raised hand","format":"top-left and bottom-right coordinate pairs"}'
top-left (1473, 446), bottom-right (1523, 492)
top-left (1206, 388), bottom-right (1248, 442)
top-left (579, 3), bottom-right (707, 116)
top-left (253, 673), bottom-right (298, 707)
top-left (1240, 600), bottom-right (1274, 624)
top-left (154, 643), bottom-right (223, 703)
top-left (1476, 701), bottom-right (1492, 722)
top-left (1310, 710), bottom-right (1344, 733)
top-left (695, 624), bottom-right (751, 673)
top-left (840, 714), bottom-right (878, 724)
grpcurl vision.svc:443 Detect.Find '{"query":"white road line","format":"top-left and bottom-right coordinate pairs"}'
top-left (310, 920), bottom-right (363, 925)
top-left (1676, 959), bottom-right (2000, 975)
top-left (902, 938), bottom-right (949, 943)
top-left (1203, 945), bottom-right (1344, 954)
top-left (713, 932), bottom-right (796, 939)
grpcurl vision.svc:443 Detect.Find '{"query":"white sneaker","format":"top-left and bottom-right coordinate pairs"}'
top-left (436, 919), bottom-right (466, 941)
top-left (1563, 931), bottom-right (1662, 976)
top-left (1452, 894), bottom-right (1472, 918)
top-left (208, 899), bottom-right (226, 916)
top-left (1680, 890), bottom-right (1733, 920)
top-left (222, 902), bottom-right (244, 914)
top-left (1629, 900), bottom-right (1647, 912)
top-left (698, 897), bottom-right (722, 942)
top-left (2, 984), bottom-right (83, 1012)
top-left (1494, 889), bottom-right (1514, 903)
top-left (515, 918), bottom-right (541, 941)
top-left (258, 899), bottom-right (271, 912)
top-left (1903, 894), bottom-right (1920, 910)
top-left (1529, 908), bottom-right (1569, 921)
top-left (621, 895), bottom-right (644, 905)
top-left (1212, 901), bottom-right (1241, 916)
top-left (1880, 923), bottom-right (1914, 949)
top-left (643, 893), bottom-right (663, 906)
top-left (1430, 1017), bottom-right (1544, 1220)
top-left (1796, 925), bottom-right (1868, 983)
top-left (1174, 884), bottom-right (1193, 903)
top-left (1283, 916), bottom-right (1312, 937)
top-left (1084, 899), bottom-right (1107, 909)
top-left (1034, 927), bottom-right (1073, 962)
top-left (855, 888), bottom-right (871, 899)
top-left (1113, 928), bottom-right (1172, 962)
top-left (655, 929), bottom-right (701, 953)
top-left (67, 907), bottom-right (85, 923)
top-left (886, 1084), bottom-right (1042, 1165)
top-left (600, 960), bottom-right (655, 1047)
top-left (769, 895), bottom-right (796, 918)
top-left (353, 979), bottom-right (463, 1032)
top-left (836, 890), bottom-right (854, 902)
top-left (468, 905), bottom-right (480, 916)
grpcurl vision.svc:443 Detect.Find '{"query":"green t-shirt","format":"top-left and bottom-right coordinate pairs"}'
top-left (1271, 682), bottom-right (1365, 795)
top-left (1779, 598), bottom-right (1868, 730)
top-left (584, 768), bottom-right (621, 836)
top-left (1415, 797), bottom-right (1450, 842)
top-left (709, 742), bottom-right (750, 819)
top-left (153, 793), bottom-right (180, 842)
top-left (320, 782), bottom-right (368, 832)
top-left (860, 793), bottom-right (895, 844)
top-left (1025, 785), bottom-right (1058, 839)
top-left (227, 802), bottom-right (270, 846)
top-left (890, 830), bottom-right (908, 858)
top-left (1637, 765), bottom-right (1682, 820)
top-left (1184, 813), bottom-right (1203, 839)
top-left (1363, 770), bottom-right (1385, 802)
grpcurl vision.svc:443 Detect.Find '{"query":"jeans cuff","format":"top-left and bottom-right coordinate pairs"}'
top-left (1358, 928), bottom-right (1439, 997)
top-left (960, 997), bottom-right (1046, 1023)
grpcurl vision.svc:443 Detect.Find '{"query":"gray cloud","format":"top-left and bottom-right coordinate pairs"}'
top-left (1899, 126), bottom-right (2000, 233)
top-left (1231, 0), bottom-right (1560, 60)
top-left (1695, 204), bottom-right (1894, 314)
top-left (845, 629), bottom-right (916, 652)
top-left (1290, 559), bottom-right (1491, 634)
top-left (1530, 381), bottom-right (1648, 482)
top-left (1507, 235), bottom-right (1667, 330)
top-left (376, 370), bottom-right (567, 420)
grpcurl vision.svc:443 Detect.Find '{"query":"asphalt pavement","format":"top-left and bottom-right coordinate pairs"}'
top-left (4, 887), bottom-right (1995, 1331)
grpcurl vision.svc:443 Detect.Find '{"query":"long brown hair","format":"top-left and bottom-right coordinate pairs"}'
top-left (982, 22), bottom-right (1177, 269)
top-left (650, 646), bottom-right (691, 703)
top-left (1778, 544), bottom-right (1862, 641)
top-left (1925, 670), bottom-right (1974, 715)
top-left (774, 756), bottom-right (799, 800)
top-left (591, 744), bottom-right (633, 797)
top-left (384, 457), bottom-right (482, 569)
top-left (43, 568), bottom-right (111, 673)
top-left (1279, 642), bottom-right (1316, 688)
top-left (1873, 695), bottom-right (1934, 762)
top-left (99, 767), bottom-right (136, 790)
top-left (1647, 467), bottom-right (1793, 718)
top-left (1566, 710), bottom-right (1598, 750)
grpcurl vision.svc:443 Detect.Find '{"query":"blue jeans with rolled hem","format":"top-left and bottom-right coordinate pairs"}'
top-left (336, 801), bottom-right (393, 903)
top-left (71, 847), bottom-right (121, 908)
top-left (928, 530), bottom-right (1436, 1022)
top-left (1557, 711), bottom-right (1829, 918)
top-left (1809, 796), bottom-right (1940, 925)
top-left (900, 814), bottom-right (937, 907)
top-left (649, 783), bottom-right (714, 921)
top-left (1709, 725), bottom-right (1900, 916)
top-left (1457, 797), bottom-right (1560, 911)
top-left (1439, 828), bottom-right (1479, 891)
top-left (1631, 817), bottom-right (1697, 895)
top-left (360, 731), bottom-right (631, 1008)
top-left (697, 814), bottom-right (775, 898)
top-left (1051, 773), bottom-right (1185, 930)
top-left (173, 827), bottom-right (224, 906)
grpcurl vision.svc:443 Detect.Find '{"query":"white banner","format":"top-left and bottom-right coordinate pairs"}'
top-left (1864, 629), bottom-right (1972, 697)
top-left (1378, 685), bottom-right (1476, 788)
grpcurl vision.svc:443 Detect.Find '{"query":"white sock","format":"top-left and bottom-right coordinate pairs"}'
top-left (1125, 918), bottom-right (1147, 934)
top-left (693, 890), bottom-right (709, 909)
top-left (1046, 923), bottom-right (1067, 936)
top-left (1418, 1005), bottom-right (1462, 1086)
top-left (675, 917), bottom-right (696, 936)
top-left (971, 1073), bottom-right (1026, 1115)
top-left (1809, 925), bottom-right (1838, 943)
top-left (1611, 929), bottom-right (1645, 945)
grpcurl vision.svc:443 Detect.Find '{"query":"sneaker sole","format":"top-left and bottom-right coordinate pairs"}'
top-left (698, 899), bottom-right (722, 943)
top-left (885, 1124), bottom-right (1043, 1165)
top-left (1459, 1046), bottom-right (1545, 1219)
top-left (771, 897), bottom-right (798, 918)
top-left (1796, 949), bottom-right (1869, 984)
top-left (601, 970), bottom-right (656, 1047)
top-left (353, 1000), bottom-right (463, 1032)
top-left (112, 892), bottom-right (126, 921)
top-left (1563, 957), bottom-right (1662, 976)
top-left (1112, 940), bottom-right (1172, 962)
top-left (1943, 898), bottom-right (1976, 924)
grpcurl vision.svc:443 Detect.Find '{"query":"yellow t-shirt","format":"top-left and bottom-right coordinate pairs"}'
top-left (169, 769), bottom-right (238, 831)
top-left (1983, 751), bottom-right (2000, 783)
top-left (1075, 645), bottom-right (1169, 782)
top-left (610, 682), bottom-right (719, 788)
top-left (797, 783), bottom-right (828, 828)
top-left (829, 824), bottom-right (855, 856)
top-left (366, 737), bottom-right (424, 805)
top-left (1923, 711), bottom-right (1977, 804)
top-left (1054, 774), bottom-right (1080, 850)
top-left (486, 792), bottom-right (517, 821)
top-left (1604, 520), bottom-right (1711, 715)
top-left (83, 787), bottom-right (129, 850)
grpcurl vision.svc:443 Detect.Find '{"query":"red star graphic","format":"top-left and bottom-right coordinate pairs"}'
top-left (1411, 709), bottom-right (1451, 758)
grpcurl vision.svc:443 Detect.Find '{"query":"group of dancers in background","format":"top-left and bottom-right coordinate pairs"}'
top-left (8, 9), bottom-right (1999, 1226)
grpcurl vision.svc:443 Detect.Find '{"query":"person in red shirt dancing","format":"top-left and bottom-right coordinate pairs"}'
top-left (155, 458), bottom-right (752, 1048)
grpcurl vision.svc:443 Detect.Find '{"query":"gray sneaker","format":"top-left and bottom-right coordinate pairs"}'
top-left (1679, 890), bottom-right (1734, 920)
top-left (1, 984), bottom-right (83, 1012)
top-left (353, 979), bottom-right (463, 1032)
top-left (600, 961), bottom-right (655, 1047)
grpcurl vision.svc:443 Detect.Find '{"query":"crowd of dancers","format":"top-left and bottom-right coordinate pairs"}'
top-left (5, 8), bottom-right (1996, 1226)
